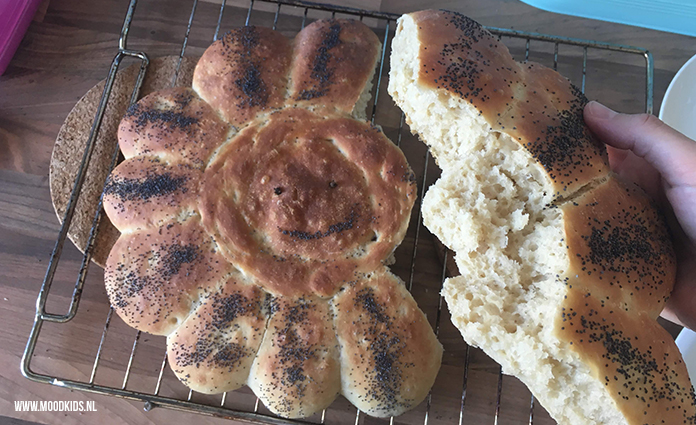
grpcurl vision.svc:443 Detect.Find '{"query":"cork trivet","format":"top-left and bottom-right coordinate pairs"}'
top-left (49, 56), bottom-right (198, 267)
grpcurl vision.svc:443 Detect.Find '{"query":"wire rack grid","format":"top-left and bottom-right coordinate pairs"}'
top-left (21, 1), bottom-right (654, 424)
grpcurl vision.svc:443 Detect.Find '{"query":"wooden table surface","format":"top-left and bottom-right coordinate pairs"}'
top-left (1, 1), bottom-right (694, 424)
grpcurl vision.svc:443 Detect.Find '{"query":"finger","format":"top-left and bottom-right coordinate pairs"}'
top-left (660, 237), bottom-right (696, 332)
top-left (606, 146), bottom-right (665, 203)
top-left (584, 101), bottom-right (696, 188)
top-left (606, 145), bottom-right (629, 170)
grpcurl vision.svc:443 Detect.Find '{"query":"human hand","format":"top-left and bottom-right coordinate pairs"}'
top-left (584, 101), bottom-right (696, 331)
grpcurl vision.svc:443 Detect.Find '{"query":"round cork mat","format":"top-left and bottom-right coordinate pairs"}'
top-left (49, 56), bottom-right (198, 267)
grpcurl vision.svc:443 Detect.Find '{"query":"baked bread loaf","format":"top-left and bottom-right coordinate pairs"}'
top-left (103, 20), bottom-right (442, 418)
top-left (388, 10), bottom-right (695, 425)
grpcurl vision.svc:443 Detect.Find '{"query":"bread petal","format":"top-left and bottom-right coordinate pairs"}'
top-left (288, 19), bottom-right (381, 119)
top-left (193, 26), bottom-right (292, 128)
top-left (332, 269), bottom-right (443, 417)
top-left (248, 296), bottom-right (340, 418)
top-left (117, 87), bottom-right (228, 165)
top-left (103, 156), bottom-right (201, 232)
top-left (104, 216), bottom-right (230, 335)
top-left (167, 274), bottom-right (266, 393)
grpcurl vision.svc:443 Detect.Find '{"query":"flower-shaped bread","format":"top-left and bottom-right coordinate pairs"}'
top-left (103, 20), bottom-right (443, 419)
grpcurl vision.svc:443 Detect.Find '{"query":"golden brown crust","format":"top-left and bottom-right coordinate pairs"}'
top-left (104, 216), bottom-right (231, 335)
top-left (117, 87), bottom-right (229, 166)
top-left (249, 296), bottom-right (340, 418)
top-left (167, 275), bottom-right (266, 393)
top-left (562, 176), bottom-right (677, 318)
top-left (558, 287), bottom-right (696, 424)
top-left (411, 10), bottom-right (610, 200)
top-left (289, 19), bottom-right (380, 114)
top-left (99, 20), bottom-right (439, 418)
top-left (199, 107), bottom-right (415, 297)
top-left (103, 156), bottom-right (201, 232)
top-left (193, 26), bottom-right (292, 128)
top-left (332, 269), bottom-right (443, 417)
top-left (556, 176), bottom-right (693, 422)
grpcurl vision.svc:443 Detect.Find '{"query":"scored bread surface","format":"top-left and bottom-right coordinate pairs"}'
top-left (103, 21), bottom-right (442, 419)
top-left (388, 9), bottom-right (695, 425)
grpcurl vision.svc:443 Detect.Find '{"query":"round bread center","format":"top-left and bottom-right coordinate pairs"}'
top-left (249, 139), bottom-right (373, 258)
top-left (201, 112), bottom-right (377, 262)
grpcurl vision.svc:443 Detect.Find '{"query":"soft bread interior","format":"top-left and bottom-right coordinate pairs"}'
top-left (389, 14), bottom-right (628, 424)
top-left (352, 66), bottom-right (376, 121)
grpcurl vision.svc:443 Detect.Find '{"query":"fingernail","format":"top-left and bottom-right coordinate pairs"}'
top-left (586, 101), bottom-right (617, 120)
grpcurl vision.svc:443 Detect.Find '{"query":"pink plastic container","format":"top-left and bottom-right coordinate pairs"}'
top-left (0, 0), bottom-right (44, 75)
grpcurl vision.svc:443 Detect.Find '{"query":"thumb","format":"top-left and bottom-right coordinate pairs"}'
top-left (583, 101), bottom-right (696, 189)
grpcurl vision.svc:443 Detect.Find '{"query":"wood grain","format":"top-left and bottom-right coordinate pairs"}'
top-left (0, 1), bottom-right (693, 424)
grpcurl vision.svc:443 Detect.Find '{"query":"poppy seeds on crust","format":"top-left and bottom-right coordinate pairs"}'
top-left (258, 298), bottom-right (319, 404)
top-left (173, 91), bottom-right (194, 108)
top-left (297, 22), bottom-right (342, 101)
top-left (586, 223), bottom-right (658, 266)
top-left (352, 287), bottom-right (408, 414)
top-left (239, 25), bottom-right (260, 49)
top-left (571, 188), bottom-right (675, 306)
top-left (523, 85), bottom-right (607, 188)
top-left (401, 169), bottom-right (417, 183)
top-left (208, 292), bottom-right (258, 330)
top-left (104, 17), bottom-right (434, 418)
top-left (212, 343), bottom-right (249, 370)
top-left (562, 306), bottom-right (696, 416)
top-left (107, 239), bottom-right (204, 323)
top-left (355, 287), bottom-right (390, 324)
top-left (104, 172), bottom-right (188, 202)
top-left (173, 339), bottom-right (249, 371)
top-left (428, 11), bottom-right (607, 192)
top-left (110, 271), bottom-right (147, 309)
top-left (161, 243), bottom-right (200, 277)
top-left (428, 12), bottom-right (487, 102)
top-left (528, 103), bottom-right (598, 178)
top-left (125, 103), bottom-right (199, 131)
top-left (170, 291), bottom-right (260, 371)
top-left (235, 65), bottom-right (266, 106)
top-left (220, 26), bottom-right (269, 109)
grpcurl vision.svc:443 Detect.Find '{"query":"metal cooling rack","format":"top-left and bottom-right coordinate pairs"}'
top-left (21, 0), bottom-right (654, 424)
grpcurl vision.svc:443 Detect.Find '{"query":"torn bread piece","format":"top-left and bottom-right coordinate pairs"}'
top-left (389, 9), bottom-right (695, 425)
